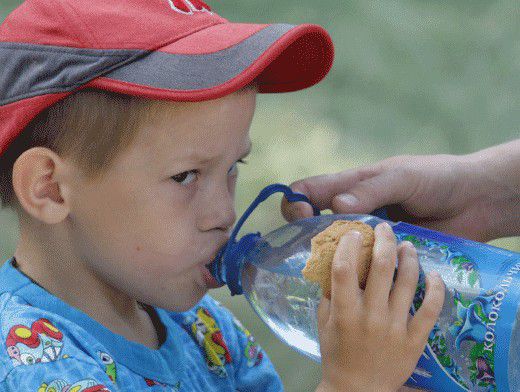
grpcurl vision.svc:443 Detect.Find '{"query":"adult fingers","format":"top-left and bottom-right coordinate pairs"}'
top-left (280, 167), bottom-right (378, 222)
top-left (389, 242), bottom-right (420, 326)
top-left (281, 160), bottom-right (422, 223)
top-left (363, 222), bottom-right (398, 313)
top-left (408, 271), bottom-right (446, 350)
top-left (330, 168), bottom-right (419, 217)
top-left (330, 231), bottom-right (363, 319)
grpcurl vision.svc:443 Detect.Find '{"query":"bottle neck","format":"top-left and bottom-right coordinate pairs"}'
top-left (208, 232), bottom-right (262, 296)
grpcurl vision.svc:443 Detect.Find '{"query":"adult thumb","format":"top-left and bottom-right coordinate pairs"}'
top-left (331, 170), bottom-right (413, 216)
top-left (281, 182), bottom-right (315, 222)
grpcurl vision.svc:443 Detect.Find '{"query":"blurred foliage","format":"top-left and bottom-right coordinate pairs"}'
top-left (1, 1), bottom-right (519, 391)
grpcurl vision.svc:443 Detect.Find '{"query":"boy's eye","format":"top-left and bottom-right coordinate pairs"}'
top-left (170, 159), bottom-right (248, 186)
top-left (171, 170), bottom-right (198, 186)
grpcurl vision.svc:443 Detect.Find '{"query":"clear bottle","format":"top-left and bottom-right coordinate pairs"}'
top-left (207, 184), bottom-right (520, 392)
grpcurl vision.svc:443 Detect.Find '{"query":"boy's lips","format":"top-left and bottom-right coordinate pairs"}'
top-left (199, 238), bottom-right (229, 289)
top-left (200, 264), bottom-right (224, 289)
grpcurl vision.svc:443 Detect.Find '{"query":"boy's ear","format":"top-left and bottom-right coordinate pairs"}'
top-left (12, 147), bottom-right (73, 224)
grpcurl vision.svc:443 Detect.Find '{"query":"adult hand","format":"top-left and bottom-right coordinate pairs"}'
top-left (282, 140), bottom-right (520, 242)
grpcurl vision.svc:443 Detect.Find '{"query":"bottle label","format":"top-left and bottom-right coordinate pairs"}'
top-left (393, 222), bottom-right (520, 392)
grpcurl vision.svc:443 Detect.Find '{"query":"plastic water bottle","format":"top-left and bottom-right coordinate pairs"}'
top-left (207, 184), bottom-right (520, 391)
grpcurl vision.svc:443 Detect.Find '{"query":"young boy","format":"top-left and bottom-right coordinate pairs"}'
top-left (0, 1), bottom-right (445, 391)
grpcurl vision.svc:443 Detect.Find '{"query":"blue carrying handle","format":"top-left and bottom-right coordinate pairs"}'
top-left (229, 183), bottom-right (321, 245)
top-left (228, 183), bottom-right (391, 244)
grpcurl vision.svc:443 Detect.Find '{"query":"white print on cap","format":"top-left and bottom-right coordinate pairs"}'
top-left (167, 0), bottom-right (212, 15)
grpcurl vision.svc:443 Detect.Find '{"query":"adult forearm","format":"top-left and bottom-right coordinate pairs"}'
top-left (463, 138), bottom-right (520, 238)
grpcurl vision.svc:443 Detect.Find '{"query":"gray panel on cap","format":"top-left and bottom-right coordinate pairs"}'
top-left (0, 43), bottom-right (145, 106)
top-left (103, 24), bottom-right (295, 90)
top-left (0, 23), bottom-right (295, 106)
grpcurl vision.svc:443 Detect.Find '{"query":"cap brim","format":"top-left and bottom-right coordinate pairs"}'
top-left (84, 23), bottom-right (334, 101)
top-left (0, 23), bottom-right (333, 155)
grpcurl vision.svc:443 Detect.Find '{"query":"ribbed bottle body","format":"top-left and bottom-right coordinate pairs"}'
top-left (239, 214), bottom-right (520, 391)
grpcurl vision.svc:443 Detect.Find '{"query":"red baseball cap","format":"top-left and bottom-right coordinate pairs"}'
top-left (0, 0), bottom-right (334, 157)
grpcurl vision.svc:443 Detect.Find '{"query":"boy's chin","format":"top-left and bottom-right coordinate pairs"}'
top-left (158, 288), bottom-right (209, 313)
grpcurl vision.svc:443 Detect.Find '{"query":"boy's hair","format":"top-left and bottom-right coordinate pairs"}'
top-left (0, 83), bottom-right (257, 214)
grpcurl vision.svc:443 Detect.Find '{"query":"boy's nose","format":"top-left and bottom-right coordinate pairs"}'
top-left (198, 186), bottom-right (237, 232)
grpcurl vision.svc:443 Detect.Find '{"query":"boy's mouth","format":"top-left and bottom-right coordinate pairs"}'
top-left (200, 264), bottom-right (224, 289)
top-left (199, 238), bottom-right (229, 289)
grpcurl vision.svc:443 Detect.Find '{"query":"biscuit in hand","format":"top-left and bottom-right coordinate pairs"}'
top-left (302, 220), bottom-right (375, 299)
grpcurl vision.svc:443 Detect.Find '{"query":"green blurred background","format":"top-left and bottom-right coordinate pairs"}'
top-left (1, 1), bottom-right (519, 390)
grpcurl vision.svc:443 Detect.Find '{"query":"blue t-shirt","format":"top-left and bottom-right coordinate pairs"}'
top-left (0, 257), bottom-right (283, 391)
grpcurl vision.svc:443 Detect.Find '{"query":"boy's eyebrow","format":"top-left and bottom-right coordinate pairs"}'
top-left (205, 142), bottom-right (252, 163)
top-left (182, 142), bottom-right (253, 164)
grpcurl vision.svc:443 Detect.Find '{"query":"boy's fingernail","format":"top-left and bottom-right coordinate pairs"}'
top-left (402, 241), bottom-right (414, 249)
top-left (337, 194), bottom-right (358, 207)
top-left (377, 222), bottom-right (391, 232)
top-left (344, 230), bottom-right (361, 240)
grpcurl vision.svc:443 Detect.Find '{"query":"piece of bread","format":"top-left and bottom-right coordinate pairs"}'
top-left (302, 220), bottom-right (375, 299)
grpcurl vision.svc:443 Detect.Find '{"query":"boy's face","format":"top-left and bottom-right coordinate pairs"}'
top-left (68, 89), bottom-right (256, 311)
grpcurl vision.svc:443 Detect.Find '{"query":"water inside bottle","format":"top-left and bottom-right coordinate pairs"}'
top-left (243, 250), bottom-right (322, 361)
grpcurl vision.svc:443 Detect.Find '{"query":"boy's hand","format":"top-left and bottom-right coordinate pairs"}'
top-left (315, 222), bottom-right (445, 392)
